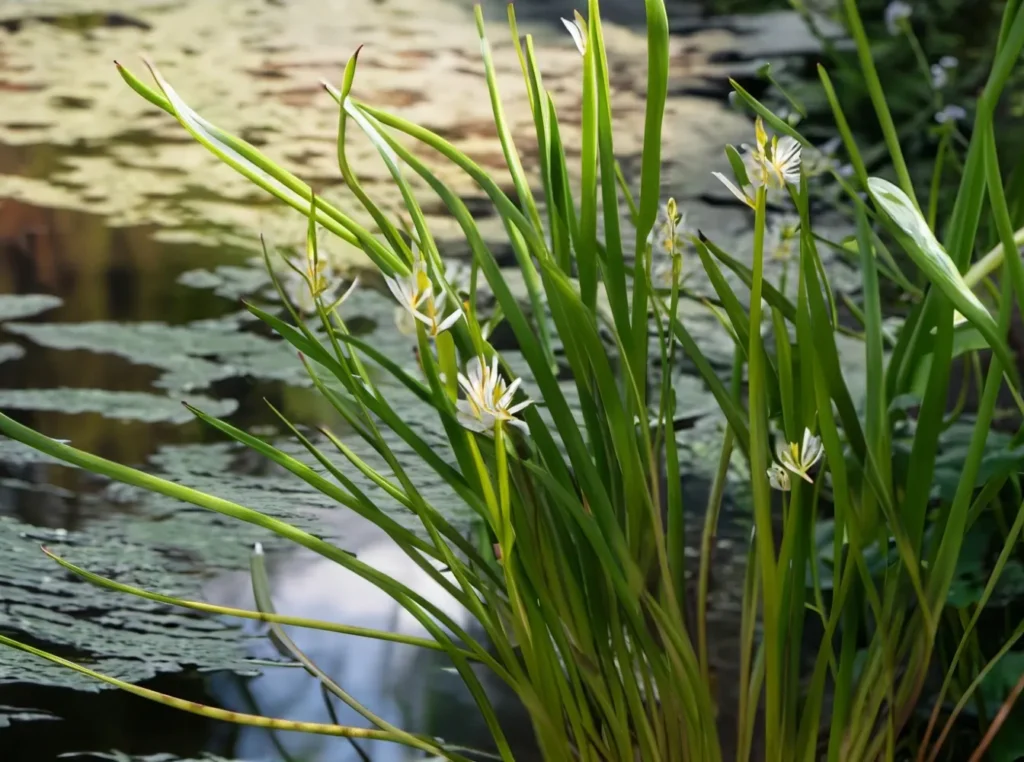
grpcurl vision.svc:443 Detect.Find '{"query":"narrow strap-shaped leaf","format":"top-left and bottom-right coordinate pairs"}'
top-left (121, 61), bottom-right (406, 276)
top-left (0, 411), bottom-right (481, 654)
top-left (350, 109), bottom-right (621, 537)
top-left (40, 546), bottom-right (485, 660)
top-left (0, 633), bottom-right (415, 742)
top-left (664, 310), bottom-right (751, 458)
top-left (473, 6), bottom-right (545, 241)
top-left (628, 0), bottom-right (671, 403)
top-left (248, 545), bottom-right (464, 760)
top-left (591, 0), bottom-right (630, 347)
top-left (331, 53), bottom-right (413, 266)
top-left (577, 2), bottom-right (600, 312)
top-left (698, 233), bottom-right (797, 321)
top-left (693, 239), bottom-right (782, 416)
top-left (856, 204), bottom-right (892, 499)
top-left (185, 402), bottom-right (445, 560)
top-left (840, 0), bottom-right (916, 206)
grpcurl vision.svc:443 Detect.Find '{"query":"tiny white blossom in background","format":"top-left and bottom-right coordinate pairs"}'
top-left (931, 63), bottom-right (948, 89)
top-left (281, 256), bottom-right (358, 316)
top-left (885, 1), bottom-right (912, 35)
top-left (457, 355), bottom-right (532, 434)
top-left (384, 253), bottom-right (463, 337)
top-left (776, 427), bottom-right (824, 483)
top-left (939, 55), bottom-right (959, 70)
top-left (935, 104), bottom-right (967, 124)
top-left (767, 464), bottom-right (792, 492)
top-left (651, 259), bottom-right (689, 290)
top-left (765, 215), bottom-right (801, 261)
top-left (561, 11), bottom-right (587, 56)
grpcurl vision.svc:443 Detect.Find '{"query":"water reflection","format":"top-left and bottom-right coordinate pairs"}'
top-left (203, 518), bottom-right (535, 762)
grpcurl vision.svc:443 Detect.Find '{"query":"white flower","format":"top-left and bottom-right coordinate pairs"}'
top-left (282, 260), bottom-right (358, 316)
top-left (935, 104), bottom-right (967, 124)
top-left (767, 464), bottom-right (792, 492)
top-left (561, 11), bottom-right (587, 56)
top-left (713, 117), bottom-right (802, 208)
top-left (885, 1), bottom-right (912, 35)
top-left (939, 55), bottom-right (959, 70)
top-left (712, 169), bottom-right (755, 208)
top-left (456, 355), bottom-right (532, 434)
top-left (931, 63), bottom-right (948, 89)
top-left (384, 254), bottom-right (463, 337)
top-left (776, 427), bottom-right (824, 483)
top-left (764, 135), bottom-right (803, 187)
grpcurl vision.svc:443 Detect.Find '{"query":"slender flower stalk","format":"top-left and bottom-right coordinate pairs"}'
top-left (456, 355), bottom-right (531, 434)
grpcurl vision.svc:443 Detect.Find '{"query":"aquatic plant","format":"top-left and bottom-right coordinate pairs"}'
top-left (3, 0), bottom-right (1024, 759)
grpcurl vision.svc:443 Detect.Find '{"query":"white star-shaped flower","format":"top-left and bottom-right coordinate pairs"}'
top-left (384, 254), bottom-right (463, 337)
top-left (775, 427), bottom-right (824, 483)
top-left (456, 355), bottom-right (531, 434)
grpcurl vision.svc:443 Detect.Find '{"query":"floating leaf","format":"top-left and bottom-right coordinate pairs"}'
top-left (0, 294), bottom-right (62, 322)
top-left (0, 388), bottom-right (237, 423)
top-left (0, 343), bottom-right (25, 365)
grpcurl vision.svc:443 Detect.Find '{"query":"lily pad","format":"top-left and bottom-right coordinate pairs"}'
top-left (0, 388), bottom-right (237, 424)
top-left (0, 344), bottom-right (25, 364)
top-left (176, 264), bottom-right (272, 302)
top-left (0, 515), bottom-right (255, 692)
top-left (0, 705), bottom-right (59, 728)
top-left (0, 294), bottom-right (62, 322)
top-left (3, 319), bottom-right (305, 392)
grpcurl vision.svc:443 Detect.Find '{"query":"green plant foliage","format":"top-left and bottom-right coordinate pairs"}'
top-left (2, 0), bottom-right (1024, 759)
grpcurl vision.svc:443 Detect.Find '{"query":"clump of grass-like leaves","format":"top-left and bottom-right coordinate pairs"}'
top-left (3, 0), bottom-right (1024, 760)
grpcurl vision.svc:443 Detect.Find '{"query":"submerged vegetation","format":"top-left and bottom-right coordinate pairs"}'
top-left (2, 0), bottom-right (1024, 760)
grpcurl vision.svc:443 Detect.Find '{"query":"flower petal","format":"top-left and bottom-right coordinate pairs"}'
top-left (435, 309), bottom-right (464, 334)
top-left (767, 464), bottom-right (791, 492)
top-left (712, 172), bottom-right (753, 207)
top-left (509, 418), bottom-right (530, 434)
top-left (507, 399), bottom-right (533, 415)
top-left (561, 15), bottom-right (586, 56)
top-left (773, 136), bottom-right (802, 185)
top-left (457, 411), bottom-right (491, 434)
top-left (499, 376), bottom-right (523, 407)
top-left (411, 309), bottom-right (434, 327)
top-left (384, 274), bottom-right (408, 305)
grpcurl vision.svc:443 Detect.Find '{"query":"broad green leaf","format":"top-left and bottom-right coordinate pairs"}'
top-left (868, 177), bottom-right (1017, 378)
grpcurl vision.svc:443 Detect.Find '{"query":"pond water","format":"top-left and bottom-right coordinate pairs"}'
top-left (0, 1), bottom-right (844, 760)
